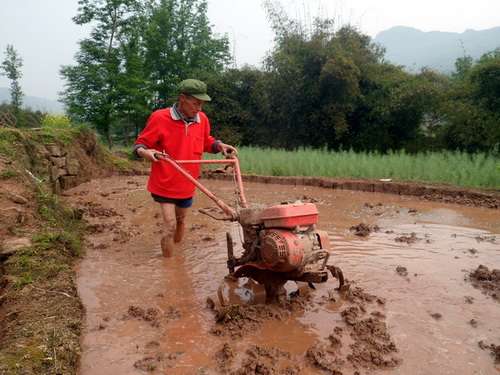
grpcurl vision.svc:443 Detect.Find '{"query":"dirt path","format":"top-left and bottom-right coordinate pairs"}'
top-left (66, 176), bottom-right (500, 374)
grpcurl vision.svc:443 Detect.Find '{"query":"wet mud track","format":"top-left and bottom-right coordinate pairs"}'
top-left (65, 176), bottom-right (500, 374)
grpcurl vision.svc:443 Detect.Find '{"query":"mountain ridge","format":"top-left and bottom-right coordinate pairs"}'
top-left (0, 87), bottom-right (64, 113)
top-left (374, 26), bottom-right (500, 73)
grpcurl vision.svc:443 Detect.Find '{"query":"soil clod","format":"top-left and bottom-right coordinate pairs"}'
top-left (127, 305), bottom-right (161, 327)
top-left (478, 341), bottom-right (500, 363)
top-left (468, 265), bottom-right (500, 300)
top-left (430, 312), bottom-right (442, 320)
top-left (350, 223), bottom-right (380, 237)
top-left (395, 232), bottom-right (419, 244)
top-left (306, 344), bottom-right (344, 374)
top-left (395, 266), bottom-right (408, 277)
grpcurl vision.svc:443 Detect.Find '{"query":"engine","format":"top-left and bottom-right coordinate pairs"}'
top-left (260, 229), bottom-right (318, 272)
top-left (235, 202), bottom-right (330, 273)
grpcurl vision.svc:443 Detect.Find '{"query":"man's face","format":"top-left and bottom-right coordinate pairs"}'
top-left (178, 94), bottom-right (204, 118)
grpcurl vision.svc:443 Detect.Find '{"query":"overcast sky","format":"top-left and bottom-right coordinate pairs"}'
top-left (1, 0), bottom-right (499, 100)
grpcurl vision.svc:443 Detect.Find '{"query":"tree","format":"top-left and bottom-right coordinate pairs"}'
top-left (1, 44), bottom-right (24, 120)
top-left (262, 0), bottom-right (387, 150)
top-left (60, 0), bottom-right (144, 146)
top-left (113, 24), bottom-right (151, 141)
top-left (437, 50), bottom-right (500, 152)
top-left (143, 0), bottom-right (231, 107)
top-left (61, 0), bottom-right (230, 145)
top-left (203, 67), bottom-right (269, 146)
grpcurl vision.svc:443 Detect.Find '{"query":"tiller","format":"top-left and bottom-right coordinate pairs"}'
top-left (160, 154), bottom-right (345, 304)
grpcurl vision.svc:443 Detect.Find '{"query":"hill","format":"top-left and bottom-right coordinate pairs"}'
top-left (0, 87), bottom-right (64, 113)
top-left (374, 26), bottom-right (500, 73)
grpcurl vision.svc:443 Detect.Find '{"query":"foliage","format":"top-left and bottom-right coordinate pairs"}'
top-left (60, 0), bottom-right (231, 147)
top-left (435, 48), bottom-right (500, 152)
top-left (203, 3), bottom-right (499, 155)
top-left (0, 44), bottom-right (24, 119)
top-left (202, 67), bottom-right (268, 146)
top-left (37, 114), bottom-right (82, 144)
top-left (60, 0), bottom-right (145, 147)
top-left (58, 0), bottom-right (499, 155)
top-left (144, 0), bottom-right (231, 107)
top-left (0, 127), bottom-right (26, 157)
top-left (0, 103), bottom-right (45, 128)
top-left (41, 114), bottom-right (72, 128)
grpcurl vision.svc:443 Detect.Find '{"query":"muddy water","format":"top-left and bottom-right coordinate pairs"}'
top-left (67, 177), bottom-right (500, 375)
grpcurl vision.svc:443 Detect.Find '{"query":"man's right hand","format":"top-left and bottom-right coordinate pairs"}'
top-left (137, 148), bottom-right (168, 162)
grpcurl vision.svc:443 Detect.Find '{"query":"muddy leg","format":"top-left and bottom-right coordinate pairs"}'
top-left (174, 206), bottom-right (188, 243)
top-left (160, 203), bottom-right (176, 257)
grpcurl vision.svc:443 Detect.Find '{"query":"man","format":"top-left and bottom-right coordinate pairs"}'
top-left (134, 79), bottom-right (237, 257)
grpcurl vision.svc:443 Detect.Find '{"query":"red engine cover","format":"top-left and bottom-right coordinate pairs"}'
top-left (260, 202), bottom-right (318, 228)
top-left (260, 229), bottom-right (307, 272)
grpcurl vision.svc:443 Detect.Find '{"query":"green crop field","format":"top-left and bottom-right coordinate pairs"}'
top-left (207, 147), bottom-right (499, 190)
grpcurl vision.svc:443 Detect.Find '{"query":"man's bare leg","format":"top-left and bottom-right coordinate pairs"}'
top-left (159, 203), bottom-right (176, 257)
top-left (174, 206), bottom-right (188, 243)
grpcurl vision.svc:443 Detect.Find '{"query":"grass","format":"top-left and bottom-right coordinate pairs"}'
top-left (0, 185), bottom-right (85, 374)
top-left (0, 127), bottom-right (26, 157)
top-left (37, 115), bottom-right (84, 145)
top-left (206, 147), bottom-right (500, 190)
top-left (0, 168), bottom-right (18, 179)
top-left (107, 153), bottom-right (135, 171)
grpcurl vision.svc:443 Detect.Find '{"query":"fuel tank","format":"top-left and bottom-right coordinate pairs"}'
top-left (260, 202), bottom-right (318, 229)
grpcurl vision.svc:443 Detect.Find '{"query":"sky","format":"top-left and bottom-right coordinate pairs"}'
top-left (0, 0), bottom-right (499, 100)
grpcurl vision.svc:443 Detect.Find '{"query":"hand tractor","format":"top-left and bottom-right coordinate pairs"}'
top-left (159, 154), bottom-right (345, 305)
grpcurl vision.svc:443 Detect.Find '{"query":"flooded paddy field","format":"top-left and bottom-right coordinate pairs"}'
top-left (66, 177), bottom-right (500, 375)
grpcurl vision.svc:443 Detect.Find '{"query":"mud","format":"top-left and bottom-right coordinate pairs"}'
top-left (210, 303), bottom-right (288, 339)
top-left (66, 176), bottom-right (500, 374)
top-left (81, 201), bottom-right (121, 218)
top-left (231, 345), bottom-right (294, 374)
top-left (205, 173), bottom-right (500, 208)
top-left (468, 265), bottom-right (500, 300)
top-left (127, 305), bottom-right (161, 327)
top-left (394, 232), bottom-right (419, 244)
top-left (479, 341), bottom-right (500, 363)
top-left (349, 223), bottom-right (380, 237)
top-left (395, 266), bottom-right (408, 277)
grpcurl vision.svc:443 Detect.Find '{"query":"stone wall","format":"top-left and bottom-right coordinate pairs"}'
top-left (44, 143), bottom-right (82, 193)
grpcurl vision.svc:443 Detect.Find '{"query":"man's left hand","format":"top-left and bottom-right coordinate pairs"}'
top-left (219, 143), bottom-right (238, 157)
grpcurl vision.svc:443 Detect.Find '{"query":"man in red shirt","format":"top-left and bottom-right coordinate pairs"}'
top-left (134, 79), bottom-right (237, 257)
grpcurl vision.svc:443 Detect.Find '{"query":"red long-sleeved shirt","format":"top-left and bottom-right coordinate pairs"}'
top-left (134, 108), bottom-right (218, 199)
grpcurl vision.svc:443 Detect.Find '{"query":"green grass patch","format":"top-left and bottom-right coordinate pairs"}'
top-left (6, 239), bottom-right (73, 289)
top-left (36, 115), bottom-right (83, 145)
top-left (205, 147), bottom-right (500, 189)
top-left (112, 145), bottom-right (136, 160)
top-left (0, 185), bottom-right (85, 374)
top-left (5, 187), bottom-right (83, 288)
top-left (108, 153), bottom-right (134, 171)
top-left (0, 168), bottom-right (18, 179)
top-left (0, 127), bottom-right (26, 157)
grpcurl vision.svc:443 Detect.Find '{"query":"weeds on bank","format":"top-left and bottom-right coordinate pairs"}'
top-left (0, 168), bottom-right (18, 179)
top-left (209, 147), bottom-right (499, 189)
top-left (7, 187), bottom-right (83, 285)
top-left (0, 185), bottom-right (84, 374)
top-left (108, 153), bottom-right (135, 171)
top-left (37, 115), bottom-right (83, 145)
top-left (0, 128), bottom-right (26, 157)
